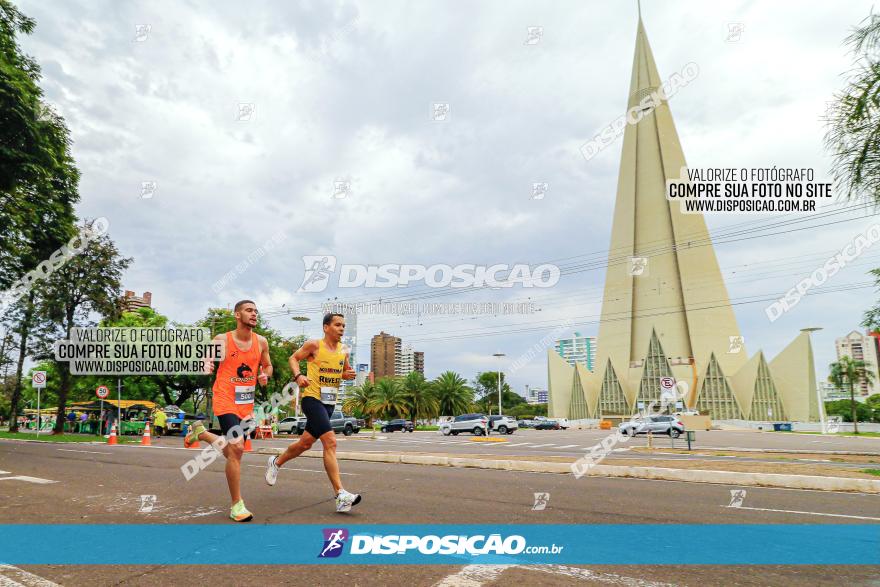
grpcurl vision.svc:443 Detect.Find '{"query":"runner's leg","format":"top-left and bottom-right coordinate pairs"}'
top-left (275, 430), bottom-right (316, 466)
top-left (318, 429), bottom-right (343, 494)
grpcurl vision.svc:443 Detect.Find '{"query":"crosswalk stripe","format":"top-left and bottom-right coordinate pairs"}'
top-left (0, 475), bottom-right (57, 485)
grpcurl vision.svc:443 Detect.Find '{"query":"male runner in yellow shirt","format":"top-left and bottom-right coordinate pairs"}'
top-left (265, 312), bottom-right (360, 513)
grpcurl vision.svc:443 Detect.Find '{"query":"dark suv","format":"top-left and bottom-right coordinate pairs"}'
top-left (381, 419), bottom-right (414, 433)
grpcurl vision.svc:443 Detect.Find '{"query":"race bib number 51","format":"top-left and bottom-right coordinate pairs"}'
top-left (320, 386), bottom-right (338, 405)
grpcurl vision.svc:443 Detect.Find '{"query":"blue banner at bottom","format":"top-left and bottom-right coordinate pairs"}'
top-left (0, 525), bottom-right (877, 565)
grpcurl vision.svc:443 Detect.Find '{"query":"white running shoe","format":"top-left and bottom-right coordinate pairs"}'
top-left (335, 489), bottom-right (362, 513)
top-left (265, 455), bottom-right (279, 486)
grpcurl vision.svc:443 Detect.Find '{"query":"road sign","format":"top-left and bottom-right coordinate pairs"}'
top-left (96, 385), bottom-right (110, 399)
top-left (32, 371), bottom-right (47, 389)
top-left (659, 377), bottom-right (675, 392)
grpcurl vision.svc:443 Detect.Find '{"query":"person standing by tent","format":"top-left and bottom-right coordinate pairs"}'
top-left (152, 408), bottom-right (167, 438)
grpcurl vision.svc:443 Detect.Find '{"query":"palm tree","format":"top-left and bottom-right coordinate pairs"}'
top-left (368, 377), bottom-right (409, 420)
top-left (432, 371), bottom-right (473, 417)
top-left (828, 356), bottom-right (877, 434)
top-left (401, 371), bottom-right (438, 426)
top-left (825, 10), bottom-right (880, 204)
top-left (342, 381), bottom-right (376, 425)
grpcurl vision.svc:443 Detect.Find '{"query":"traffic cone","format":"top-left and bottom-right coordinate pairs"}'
top-left (107, 423), bottom-right (118, 446)
top-left (141, 422), bottom-right (152, 446)
top-left (244, 436), bottom-right (253, 452)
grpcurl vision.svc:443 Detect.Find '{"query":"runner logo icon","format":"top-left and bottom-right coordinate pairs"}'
top-left (319, 528), bottom-right (349, 558)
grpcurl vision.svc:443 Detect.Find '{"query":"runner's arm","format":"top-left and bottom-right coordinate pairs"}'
top-left (341, 353), bottom-right (356, 380)
top-left (258, 335), bottom-right (273, 383)
top-left (290, 339), bottom-right (318, 386)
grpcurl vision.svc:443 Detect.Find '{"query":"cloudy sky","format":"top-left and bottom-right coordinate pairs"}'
top-left (16, 0), bottom-right (880, 393)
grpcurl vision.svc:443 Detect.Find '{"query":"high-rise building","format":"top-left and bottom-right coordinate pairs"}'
top-left (340, 308), bottom-right (358, 394)
top-left (414, 351), bottom-right (424, 375)
top-left (835, 330), bottom-right (880, 397)
top-left (371, 331), bottom-right (401, 379)
top-left (397, 344), bottom-right (415, 376)
top-left (122, 290), bottom-right (152, 311)
top-left (555, 332), bottom-right (596, 371)
top-left (547, 15), bottom-right (820, 422)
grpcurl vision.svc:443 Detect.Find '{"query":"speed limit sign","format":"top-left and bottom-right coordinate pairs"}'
top-left (96, 385), bottom-right (110, 399)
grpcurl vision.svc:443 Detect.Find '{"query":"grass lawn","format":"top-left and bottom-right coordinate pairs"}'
top-left (862, 469), bottom-right (880, 476)
top-left (0, 430), bottom-right (142, 444)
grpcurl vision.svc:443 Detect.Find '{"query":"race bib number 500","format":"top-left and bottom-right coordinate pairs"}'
top-left (235, 385), bottom-right (255, 405)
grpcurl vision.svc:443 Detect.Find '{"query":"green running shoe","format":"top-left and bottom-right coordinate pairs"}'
top-left (229, 500), bottom-right (253, 522)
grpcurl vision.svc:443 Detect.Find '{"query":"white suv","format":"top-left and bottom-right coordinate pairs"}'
top-left (488, 415), bottom-right (518, 434)
top-left (439, 413), bottom-right (489, 436)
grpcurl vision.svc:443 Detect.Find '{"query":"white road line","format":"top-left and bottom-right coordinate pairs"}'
top-left (57, 449), bottom-right (112, 455)
top-left (0, 471), bottom-right (9, 475)
top-left (0, 476), bottom-right (57, 485)
top-left (557, 444), bottom-right (580, 449)
top-left (724, 505), bottom-right (880, 521)
top-left (434, 564), bottom-right (673, 587)
top-left (244, 464), bottom-right (357, 476)
top-left (506, 443), bottom-right (532, 447)
top-left (0, 565), bottom-right (61, 587)
top-left (529, 444), bottom-right (556, 448)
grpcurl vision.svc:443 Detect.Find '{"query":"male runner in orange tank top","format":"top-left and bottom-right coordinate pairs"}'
top-left (184, 300), bottom-right (272, 522)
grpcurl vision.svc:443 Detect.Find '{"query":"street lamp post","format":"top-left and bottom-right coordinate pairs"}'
top-left (493, 352), bottom-right (506, 418)
top-left (292, 316), bottom-right (311, 338)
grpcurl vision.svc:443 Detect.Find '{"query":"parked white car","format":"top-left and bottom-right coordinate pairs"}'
top-left (553, 418), bottom-right (570, 429)
top-left (488, 415), bottom-right (518, 434)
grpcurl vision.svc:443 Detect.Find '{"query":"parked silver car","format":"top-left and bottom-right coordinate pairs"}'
top-left (278, 416), bottom-right (305, 434)
top-left (619, 414), bottom-right (685, 438)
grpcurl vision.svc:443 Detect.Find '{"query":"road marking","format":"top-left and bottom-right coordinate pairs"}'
top-left (529, 444), bottom-right (556, 448)
top-left (434, 564), bottom-right (673, 586)
top-left (506, 443), bottom-right (532, 447)
top-left (0, 476), bottom-right (57, 484)
top-left (244, 465), bottom-right (357, 476)
top-left (557, 444), bottom-right (580, 449)
top-left (57, 449), bottom-right (112, 455)
top-left (724, 505), bottom-right (880, 521)
top-left (0, 471), bottom-right (9, 475)
top-left (0, 565), bottom-right (61, 587)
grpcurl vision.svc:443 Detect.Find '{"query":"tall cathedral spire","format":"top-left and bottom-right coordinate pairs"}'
top-left (592, 18), bottom-right (746, 414)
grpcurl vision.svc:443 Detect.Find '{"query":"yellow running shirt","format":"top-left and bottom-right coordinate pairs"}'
top-left (303, 340), bottom-right (346, 405)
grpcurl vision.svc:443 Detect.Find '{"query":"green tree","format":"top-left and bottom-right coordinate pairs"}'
top-left (401, 371), bottom-right (437, 425)
top-left (36, 223), bottom-right (131, 433)
top-left (825, 10), bottom-right (880, 203)
top-left (368, 377), bottom-right (409, 420)
top-left (0, 1), bottom-right (80, 432)
top-left (862, 269), bottom-right (880, 332)
top-left (433, 371), bottom-right (473, 417)
top-left (828, 356), bottom-right (876, 433)
top-left (343, 380), bottom-right (376, 424)
top-left (824, 399), bottom-right (874, 423)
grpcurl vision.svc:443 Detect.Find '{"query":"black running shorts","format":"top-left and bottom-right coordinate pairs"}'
top-left (301, 396), bottom-right (335, 438)
top-left (217, 413), bottom-right (255, 441)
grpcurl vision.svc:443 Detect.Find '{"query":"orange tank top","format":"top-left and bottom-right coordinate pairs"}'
top-left (212, 331), bottom-right (261, 418)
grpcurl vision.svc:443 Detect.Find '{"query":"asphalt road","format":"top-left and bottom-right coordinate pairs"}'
top-left (257, 429), bottom-right (880, 465)
top-left (1, 438), bottom-right (878, 586)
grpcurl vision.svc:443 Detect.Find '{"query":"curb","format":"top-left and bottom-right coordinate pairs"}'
top-left (253, 447), bottom-right (880, 493)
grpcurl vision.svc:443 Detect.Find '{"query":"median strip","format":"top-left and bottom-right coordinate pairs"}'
top-left (254, 447), bottom-right (880, 493)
